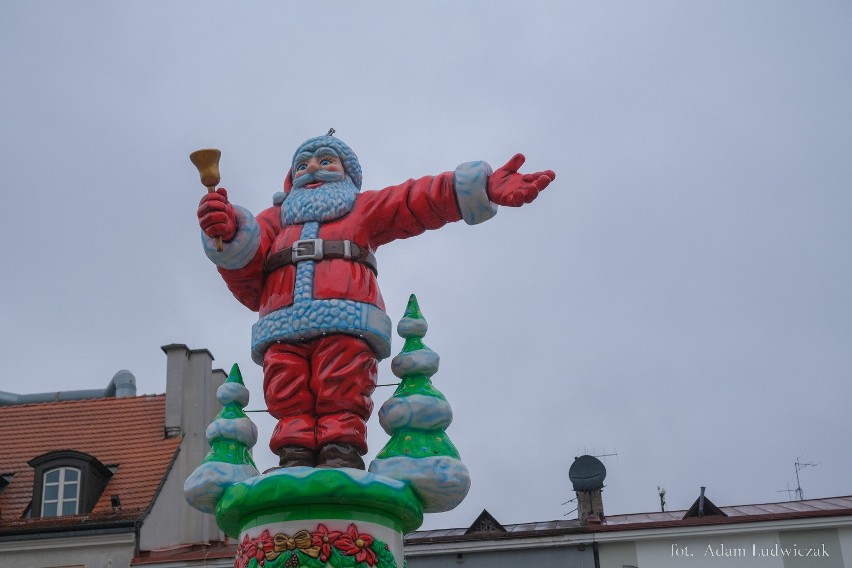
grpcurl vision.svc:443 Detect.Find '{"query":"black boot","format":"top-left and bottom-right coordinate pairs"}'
top-left (317, 443), bottom-right (365, 469)
top-left (273, 445), bottom-right (316, 469)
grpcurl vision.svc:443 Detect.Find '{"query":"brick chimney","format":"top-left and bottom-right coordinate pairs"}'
top-left (569, 455), bottom-right (606, 525)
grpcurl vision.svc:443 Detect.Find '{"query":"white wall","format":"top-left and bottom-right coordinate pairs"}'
top-left (0, 532), bottom-right (135, 568)
top-left (599, 525), bottom-right (850, 568)
top-left (140, 345), bottom-right (226, 551)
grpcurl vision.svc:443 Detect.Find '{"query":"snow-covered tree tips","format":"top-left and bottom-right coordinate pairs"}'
top-left (369, 295), bottom-right (470, 513)
top-left (184, 364), bottom-right (260, 514)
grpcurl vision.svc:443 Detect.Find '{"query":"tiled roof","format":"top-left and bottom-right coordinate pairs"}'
top-left (598, 495), bottom-right (852, 529)
top-left (406, 519), bottom-right (583, 542)
top-left (0, 395), bottom-right (181, 530)
top-left (405, 496), bottom-right (852, 542)
top-left (134, 542), bottom-right (236, 565)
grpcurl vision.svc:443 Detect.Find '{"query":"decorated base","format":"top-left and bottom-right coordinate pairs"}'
top-left (217, 468), bottom-right (424, 568)
top-left (184, 297), bottom-right (470, 567)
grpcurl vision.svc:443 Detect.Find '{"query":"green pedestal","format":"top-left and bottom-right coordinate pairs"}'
top-left (218, 468), bottom-right (423, 568)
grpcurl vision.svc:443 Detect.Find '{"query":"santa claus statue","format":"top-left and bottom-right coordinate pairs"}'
top-left (198, 134), bottom-right (555, 470)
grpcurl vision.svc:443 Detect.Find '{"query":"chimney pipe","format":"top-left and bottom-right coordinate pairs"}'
top-left (0, 370), bottom-right (137, 405)
top-left (112, 370), bottom-right (137, 398)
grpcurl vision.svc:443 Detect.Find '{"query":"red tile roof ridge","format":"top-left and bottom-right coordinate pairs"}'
top-left (0, 393), bottom-right (166, 409)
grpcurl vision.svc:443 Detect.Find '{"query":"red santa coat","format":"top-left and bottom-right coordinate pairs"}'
top-left (201, 160), bottom-right (495, 452)
top-left (213, 172), bottom-right (467, 364)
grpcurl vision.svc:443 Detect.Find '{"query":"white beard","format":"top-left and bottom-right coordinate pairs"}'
top-left (280, 175), bottom-right (359, 225)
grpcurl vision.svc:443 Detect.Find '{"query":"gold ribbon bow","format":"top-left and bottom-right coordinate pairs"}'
top-left (266, 531), bottom-right (320, 560)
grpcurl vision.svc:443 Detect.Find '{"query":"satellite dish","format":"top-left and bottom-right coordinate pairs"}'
top-left (569, 455), bottom-right (607, 491)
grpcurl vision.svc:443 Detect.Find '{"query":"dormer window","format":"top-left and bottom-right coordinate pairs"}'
top-left (0, 473), bottom-right (13, 494)
top-left (28, 451), bottom-right (113, 518)
top-left (41, 467), bottom-right (80, 517)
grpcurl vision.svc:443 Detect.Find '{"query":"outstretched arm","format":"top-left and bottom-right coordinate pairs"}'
top-left (364, 154), bottom-right (555, 246)
top-left (487, 153), bottom-right (555, 207)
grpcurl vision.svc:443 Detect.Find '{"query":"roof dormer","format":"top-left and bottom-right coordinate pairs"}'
top-left (28, 450), bottom-right (113, 518)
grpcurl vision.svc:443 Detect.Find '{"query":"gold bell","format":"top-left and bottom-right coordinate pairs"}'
top-left (189, 149), bottom-right (222, 188)
top-left (190, 148), bottom-right (224, 252)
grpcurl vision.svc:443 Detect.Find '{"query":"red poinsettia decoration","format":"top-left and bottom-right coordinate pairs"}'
top-left (311, 523), bottom-right (342, 562)
top-left (334, 523), bottom-right (377, 566)
top-left (235, 530), bottom-right (274, 568)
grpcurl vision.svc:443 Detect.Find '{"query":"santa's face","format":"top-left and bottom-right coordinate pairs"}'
top-left (282, 146), bottom-right (359, 225)
top-left (293, 147), bottom-right (344, 189)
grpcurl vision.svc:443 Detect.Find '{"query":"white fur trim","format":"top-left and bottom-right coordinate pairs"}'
top-left (454, 161), bottom-right (497, 225)
top-left (201, 205), bottom-right (260, 270)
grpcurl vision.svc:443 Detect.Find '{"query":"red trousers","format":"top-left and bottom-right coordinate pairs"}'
top-left (263, 335), bottom-right (378, 454)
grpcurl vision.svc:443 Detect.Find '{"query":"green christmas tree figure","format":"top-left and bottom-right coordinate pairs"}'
top-left (184, 363), bottom-right (260, 514)
top-left (369, 295), bottom-right (470, 513)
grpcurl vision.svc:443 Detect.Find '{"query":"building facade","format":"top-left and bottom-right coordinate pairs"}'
top-left (404, 496), bottom-right (852, 568)
top-left (0, 344), bottom-right (227, 568)
top-left (2, 348), bottom-right (850, 567)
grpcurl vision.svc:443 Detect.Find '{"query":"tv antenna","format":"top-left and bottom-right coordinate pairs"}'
top-left (792, 456), bottom-right (818, 500)
top-left (577, 447), bottom-right (619, 462)
top-left (561, 496), bottom-right (577, 517)
top-left (594, 452), bottom-right (618, 461)
top-left (776, 481), bottom-right (797, 501)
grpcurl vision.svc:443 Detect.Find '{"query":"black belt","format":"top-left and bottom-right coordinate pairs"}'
top-left (264, 239), bottom-right (378, 275)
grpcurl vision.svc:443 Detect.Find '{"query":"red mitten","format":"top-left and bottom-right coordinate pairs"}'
top-left (197, 188), bottom-right (237, 241)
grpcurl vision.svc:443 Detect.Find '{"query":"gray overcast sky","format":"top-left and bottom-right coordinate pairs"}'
top-left (1, 1), bottom-right (850, 531)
